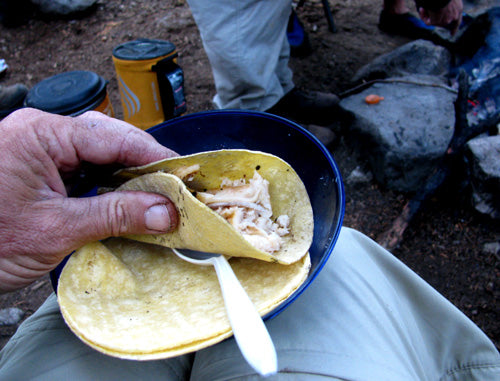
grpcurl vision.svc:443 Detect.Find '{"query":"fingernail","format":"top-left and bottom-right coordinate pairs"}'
top-left (145, 204), bottom-right (171, 232)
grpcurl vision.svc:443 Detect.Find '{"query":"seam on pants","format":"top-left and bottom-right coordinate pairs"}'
top-left (192, 348), bottom-right (415, 380)
top-left (278, 348), bottom-right (414, 378)
top-left (440, 362), bottom-right (500, 380)
top-left (222, 372), bottom-right (352, 381)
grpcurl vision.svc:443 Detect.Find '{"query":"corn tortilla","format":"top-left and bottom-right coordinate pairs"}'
top-left (58, 238), bottom-right (311, 360)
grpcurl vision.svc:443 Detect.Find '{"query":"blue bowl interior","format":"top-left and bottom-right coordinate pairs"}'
top-left (51, 110), bottom-right (345, 320)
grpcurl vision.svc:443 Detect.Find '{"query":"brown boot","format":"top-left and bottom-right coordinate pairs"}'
top-left (0, 83), bottom-right (28, 113)
top-left (265, 88), bottom-right (340, 126)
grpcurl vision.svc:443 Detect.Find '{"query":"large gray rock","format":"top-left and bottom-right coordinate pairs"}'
top-left (465, 135), bottom-right (500, 219)
top-left (340, 74), bottom-right (456, 192)
top-left (30, 0), bottom-right (97, 15)
top-left (351, 40), bottom-right (452, 85)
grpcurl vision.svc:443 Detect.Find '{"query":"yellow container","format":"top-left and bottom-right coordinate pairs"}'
top-left (92, 92), bottom-right (114, 117)
top-left (112, 39), bottom-right (186, 130)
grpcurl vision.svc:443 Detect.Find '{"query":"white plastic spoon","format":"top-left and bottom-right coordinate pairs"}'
top-left (172, 248), bottom-right (278, 376)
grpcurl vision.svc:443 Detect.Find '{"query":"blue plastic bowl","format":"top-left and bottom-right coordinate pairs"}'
top-left (51, 110), bottom-right (345, 319)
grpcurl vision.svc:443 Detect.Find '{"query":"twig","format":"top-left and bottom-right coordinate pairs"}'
top-left (339, 78), bottom-right (458, 99)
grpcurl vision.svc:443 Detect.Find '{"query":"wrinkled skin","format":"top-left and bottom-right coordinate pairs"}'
top-left (0, 108), bottom-right (178, 293)
top-left (419, 0), bottom-right (463, 35)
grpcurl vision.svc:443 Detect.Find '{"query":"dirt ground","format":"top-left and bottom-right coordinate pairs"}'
top-left (0, 0), bottom-right (498, 353)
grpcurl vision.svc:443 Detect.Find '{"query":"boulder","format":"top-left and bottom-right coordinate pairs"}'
top-left (339, 74), bottom-right (456, 192)
top-left (351, 40), bottom-right (452, 85)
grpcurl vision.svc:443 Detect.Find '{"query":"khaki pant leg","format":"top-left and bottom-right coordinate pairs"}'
top-left (186, 0), bottom-right (294, 111)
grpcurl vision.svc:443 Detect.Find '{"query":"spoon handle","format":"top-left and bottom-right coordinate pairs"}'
top-left (212, 255), bottom-right (278, 376)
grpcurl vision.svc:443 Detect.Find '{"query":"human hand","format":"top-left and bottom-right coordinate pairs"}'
top-left (418, 0), bottom-right (463, 35)
top-left (0, 108), bottom-right (179, 292)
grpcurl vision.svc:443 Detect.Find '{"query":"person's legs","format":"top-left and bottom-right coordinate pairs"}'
top-left (0, 293), bottom-right (193, 380)
top-left (186, 0), bottom-right (341, 126)
top-left (187, 0), bottom-right (293, 112)
top-left (190, 227), bottom-right (500, 380)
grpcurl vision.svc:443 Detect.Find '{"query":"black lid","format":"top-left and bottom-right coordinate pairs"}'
top-left (112, 38), bottom-right (176, 60)
top-left (24, 71), bottom-right (107, 115)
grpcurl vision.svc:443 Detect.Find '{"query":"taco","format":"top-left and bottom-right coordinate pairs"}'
top-left (115, 149), bottom-right (313, 265)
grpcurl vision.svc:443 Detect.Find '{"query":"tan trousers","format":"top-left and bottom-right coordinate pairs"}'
top-left (186, 0), bottom-right (295, 111)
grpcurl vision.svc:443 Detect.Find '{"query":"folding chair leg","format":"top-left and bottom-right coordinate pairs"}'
top-left (296, 0), bottom-right (336, 33)
top-left (321, 0), bottom-right (337, 33)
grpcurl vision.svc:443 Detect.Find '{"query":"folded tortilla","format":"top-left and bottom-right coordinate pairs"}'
top-left (115, 149), bottom-right (314, 265)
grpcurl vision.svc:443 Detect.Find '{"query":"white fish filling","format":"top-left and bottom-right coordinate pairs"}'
top-left (195, 171), bottom-right (290, 253)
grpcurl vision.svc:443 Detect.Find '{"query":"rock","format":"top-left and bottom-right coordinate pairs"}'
top-left (482, 241), bottom-right (500, 257)
top-left (465, 135), bottom-right (500, 219)
top-left (0, 307), bottom-right (24, 326)
top-left (156, 7), bottom-right (195, 31)
top-left (346, 166), bottom-right (373, 185)
top-left (339, 74), bottom-right (456, 192)
top-left (30, 0), bottom-right (97, 15)
top-left (351, 40), bottom-right (452, 85)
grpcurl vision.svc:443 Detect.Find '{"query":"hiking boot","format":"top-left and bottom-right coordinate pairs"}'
top-left (265, 88), bottom-right (340, 126)
top-left (378, 9), bottom-right (434, 40)
top-left (0, 84), bottom-right (28, 118)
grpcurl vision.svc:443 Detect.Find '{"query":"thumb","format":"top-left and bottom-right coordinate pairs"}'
top-left (0, 191), bottom-right (178, 291)
top-left (52, 191), bottom-right (178, 249)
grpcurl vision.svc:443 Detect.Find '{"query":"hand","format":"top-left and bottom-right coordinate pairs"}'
top-left (419, 0), bottom-right (463, 35)
top-left (0, 108), bottom-right (179, 292)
